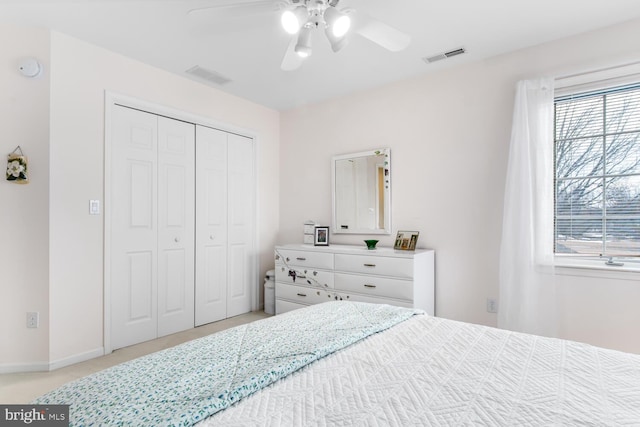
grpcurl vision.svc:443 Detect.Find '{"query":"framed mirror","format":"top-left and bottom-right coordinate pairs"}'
top-left (332, 148), bottom-right (391, 235)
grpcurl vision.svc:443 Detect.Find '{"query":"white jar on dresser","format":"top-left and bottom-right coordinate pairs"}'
top-left (274, 244), bottom-right (435, 316)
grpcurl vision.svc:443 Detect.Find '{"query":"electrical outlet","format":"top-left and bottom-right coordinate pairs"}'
top-left (486, 298), bottom-right (498, 314)
top-left (27, 312), bottom-right (39, 328)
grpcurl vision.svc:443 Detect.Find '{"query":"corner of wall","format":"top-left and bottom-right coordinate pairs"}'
top-left (0, 23), bottom-right (51, 369)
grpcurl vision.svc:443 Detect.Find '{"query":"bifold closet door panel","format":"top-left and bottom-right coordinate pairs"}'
top-left (157, 116), bottom-right (196, 337)
top-left (111, 106), bottom-right (196, 349)
top-left (226, 133), bottom-right (255, 318)
top-left (195, 126), bottom-right (228, 326)
top-left (110, 105), bottom-right (159, 350)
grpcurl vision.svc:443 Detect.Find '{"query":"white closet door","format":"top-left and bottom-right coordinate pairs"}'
top-left (227, 133), bottom-right (255, 317)
top-left (195, 126), bottom-right (228, 326)
top-left (157, 117), bottom-right (195, 337)
top-left (111, 106), bottom-right (159, 349)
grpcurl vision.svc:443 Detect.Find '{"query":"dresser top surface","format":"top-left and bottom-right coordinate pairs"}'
top-left (275, 244), bottom-right (434, 258)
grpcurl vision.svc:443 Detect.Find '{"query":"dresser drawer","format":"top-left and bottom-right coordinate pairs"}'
top-left (335, 254), bottom-right (413, 279)
top-left (275, 266), bottom-right (334, 288)
top-left (275, 249), bottom-right (334, 269)
top-left (276, 283), bottom-right (332, 305)
top-left (275, 299), bottom-right (308, 315)
top-left (335, 272), bottom-right (413, 300)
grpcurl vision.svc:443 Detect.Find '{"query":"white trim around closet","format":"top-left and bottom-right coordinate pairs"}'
top-left (103, 91), bottom-right (260, 355)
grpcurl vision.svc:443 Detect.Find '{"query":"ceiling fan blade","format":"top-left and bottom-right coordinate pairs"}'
top-left (281, 37), bottom-right (304, 71)
top-left (188, 1), bottom-right (285, 20)
top-left (188, 1), bottom-right (285, 35)
top-left (352, 12), bottom-right (411, 52)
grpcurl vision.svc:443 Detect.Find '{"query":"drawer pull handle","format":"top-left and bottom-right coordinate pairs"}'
top-left (364, 263), bottom-right (376, 267)
top-left (364, 284), bottom-right (377, 288)
top-left (296, 257), bottom-right (307, 261)
top-left (297, 293), bottom-right (307, 297)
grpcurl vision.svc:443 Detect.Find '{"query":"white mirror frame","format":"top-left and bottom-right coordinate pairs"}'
top-left (331, 148), bottom-right (391, 235)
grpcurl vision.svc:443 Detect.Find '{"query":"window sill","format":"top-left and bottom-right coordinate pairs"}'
top-left (553, 257), bottom-right (640, 281)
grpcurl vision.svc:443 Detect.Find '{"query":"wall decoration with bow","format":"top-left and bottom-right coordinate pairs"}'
top-left (6, 146), bottom-right (28, 184)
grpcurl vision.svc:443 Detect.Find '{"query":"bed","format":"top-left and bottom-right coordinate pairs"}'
top-left (35, 301), bottom-right (640, 426)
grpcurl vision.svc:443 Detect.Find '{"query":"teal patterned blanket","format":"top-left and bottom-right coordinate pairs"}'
top-left (35, 302), bottom-right (421, 426)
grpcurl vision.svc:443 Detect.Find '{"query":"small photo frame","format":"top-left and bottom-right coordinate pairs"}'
top-left (314, 226), bottom-right (330, 246)
top-left (394, 230), bottom-right (419, 251)
top-left (6, 146), bottom-right (28, 184)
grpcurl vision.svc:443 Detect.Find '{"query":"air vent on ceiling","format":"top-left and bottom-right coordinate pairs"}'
top-left (423, 47), bottom-right (466, 64)
top-left (185, 65), bottom-right (232, 85)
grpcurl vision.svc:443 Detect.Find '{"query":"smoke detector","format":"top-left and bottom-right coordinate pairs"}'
top-left (19, 58), bottom-right (43, 78)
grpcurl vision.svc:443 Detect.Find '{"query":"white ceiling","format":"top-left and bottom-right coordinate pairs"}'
top-left (1, 0), bottom-right (640, 111)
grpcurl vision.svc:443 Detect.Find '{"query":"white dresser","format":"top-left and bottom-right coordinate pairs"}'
top-left (274, 244), bottom-right (435, 315)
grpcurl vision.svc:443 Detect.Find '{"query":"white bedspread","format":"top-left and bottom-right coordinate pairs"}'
top-left (34, 302), bottom-right (417, 426)
top-left (202, 314), bottom-right (640, 426)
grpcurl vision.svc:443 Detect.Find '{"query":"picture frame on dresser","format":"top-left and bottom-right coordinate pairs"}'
top-left (314, 226), bottom-right (329, 246)
top-left (394, 230), bottom-right (419, 250)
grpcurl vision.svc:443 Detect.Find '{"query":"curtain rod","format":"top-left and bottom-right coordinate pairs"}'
top-left (555, 60), bottom-right (640, 81)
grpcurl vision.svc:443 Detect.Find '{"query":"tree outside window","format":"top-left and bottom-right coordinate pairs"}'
top-left (554, 84), bottom-right (640, 257)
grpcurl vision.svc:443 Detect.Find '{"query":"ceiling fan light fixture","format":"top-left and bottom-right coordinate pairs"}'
top-left (281, 5), bottom-right (308, 35)
top-left (324, 7), bottom-right (351, 38)
top-left (294, 26), bottom-right (313, 58)
top-left (325, 26), bottom-right (348, 52)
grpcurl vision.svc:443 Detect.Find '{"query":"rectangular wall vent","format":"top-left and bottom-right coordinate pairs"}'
top-left (424, 53), bottom-right (447, 63)
top-left (185, 65), bottom-right (232, 86)
top-left (445, 48), bottom-right (466, 58)
top-left (423, 47), bottom-right (466, 64)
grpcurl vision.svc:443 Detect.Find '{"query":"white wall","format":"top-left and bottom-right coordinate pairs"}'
top-left (0, 25), bottom-right (50, 370)
top-left (48, 32), bottom-right (280, 365)
top-left (2, 17), bottom-right (638, 371)
top-left (279, 18), bottom-right (640, 354)
top-left (0, 26), bottom-right (280, 371)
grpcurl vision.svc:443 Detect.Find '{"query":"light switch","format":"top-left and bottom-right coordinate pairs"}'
top-left (89, 200), bottom-right (100, 215)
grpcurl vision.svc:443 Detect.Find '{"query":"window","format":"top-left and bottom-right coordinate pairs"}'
top-left (554, 83), bottom-right (640, 257)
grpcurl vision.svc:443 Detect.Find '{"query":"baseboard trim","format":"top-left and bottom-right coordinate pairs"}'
top-left (0, 361), bottom-right (50, 374)
top-left (0, 347), bottom-right (104, 374)
top-left (49, 347), bottom-right (104, 371)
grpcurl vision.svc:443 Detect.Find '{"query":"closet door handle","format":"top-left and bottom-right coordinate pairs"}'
top-left (174, 237), bottom-right (180, 243)
top-left (364, 284), bottom-right (377, 288)
top-left (209, 235), bottom-right (215, 240)
top-left (364, 263), bottom-right (376, 267)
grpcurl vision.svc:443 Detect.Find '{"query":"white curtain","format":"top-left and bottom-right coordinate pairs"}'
top-left (498, 78), bottom-right (557, 338)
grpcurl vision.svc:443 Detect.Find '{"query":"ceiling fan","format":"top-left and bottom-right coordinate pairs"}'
top-left (188, 0), bottom-right (411, 71)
